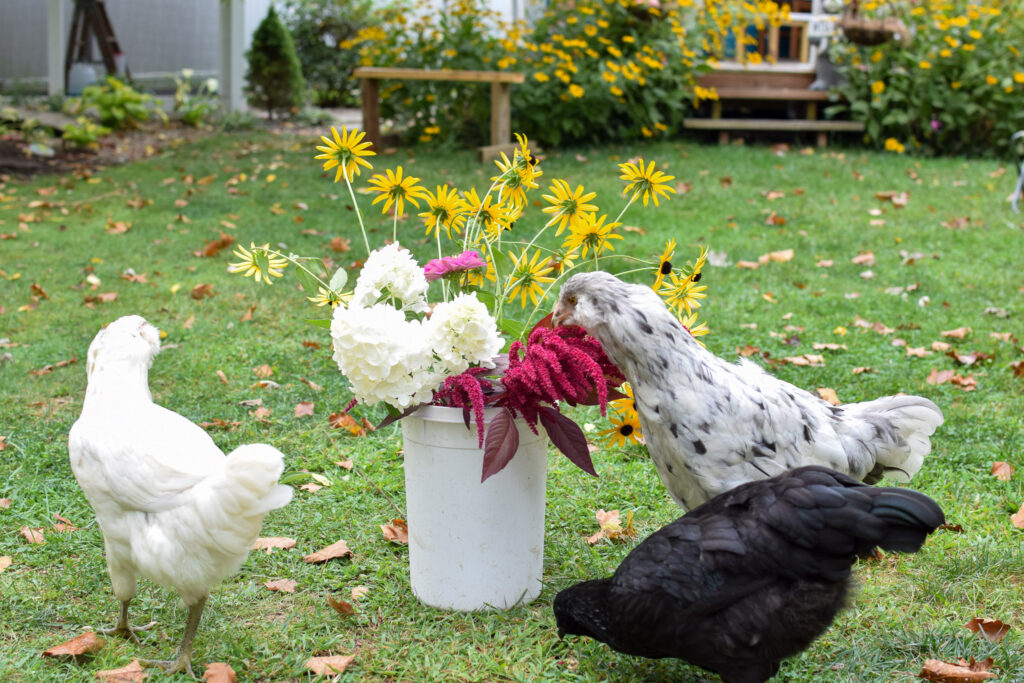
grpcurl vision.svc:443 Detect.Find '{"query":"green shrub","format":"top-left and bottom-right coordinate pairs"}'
top-left (245, 4), bottom-right (307, 119)
top-left (69, 76), bottom-right (163, 130)
top-left (173, 69), bottom-right (220, 128)
top-left (62, 116), bottom-right (111, 150)
top-left (829, 0), bottom-right (1024, 156)
top-left (283, 0), bottom-right (377, 108)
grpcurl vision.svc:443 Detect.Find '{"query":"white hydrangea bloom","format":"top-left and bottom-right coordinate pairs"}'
top-left (352, 242), bottom-right (429, 312)
top-left (424, 292), bottom-right (503, 374)
top-left (330, 302), bottom-right (438, 409)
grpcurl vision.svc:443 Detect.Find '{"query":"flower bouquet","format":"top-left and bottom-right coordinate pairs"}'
top-left (229, 127), bottom-right (709, 482)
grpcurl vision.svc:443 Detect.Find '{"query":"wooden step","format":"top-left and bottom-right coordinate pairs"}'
top-left (712, 87), bottom-right (832, 101)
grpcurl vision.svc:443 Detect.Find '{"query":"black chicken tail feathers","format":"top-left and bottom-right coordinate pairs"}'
top-left (867, 487), bottom-right (945, 552)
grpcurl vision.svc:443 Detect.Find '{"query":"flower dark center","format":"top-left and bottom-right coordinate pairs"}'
top-left (620, 424), bottom-right (634, 436)
top-left (692, 271), bottom-right (702, 282)
top-left (660, 261), bottom-right (672, 275)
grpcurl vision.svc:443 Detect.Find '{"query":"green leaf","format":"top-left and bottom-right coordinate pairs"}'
top-left (305, 318), bottom-right (331, 329)
top-left (293, 265), bottom-right (324, 296)
top-left (329, 266), bottom-right (348, 292)
top-left (498, 317), bottom-right (525, 339)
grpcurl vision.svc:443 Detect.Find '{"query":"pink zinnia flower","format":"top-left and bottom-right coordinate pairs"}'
top-left (424, 250), bottom-right (487, 282)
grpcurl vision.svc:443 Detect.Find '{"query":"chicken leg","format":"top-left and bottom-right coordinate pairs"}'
top-left (97, 600), bottom-right (157, 644)
top-left (140, 596), bottom-right (207, 677)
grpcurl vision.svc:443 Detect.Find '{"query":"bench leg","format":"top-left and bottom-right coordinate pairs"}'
top-left (361, 78), bottom-right (381, 147)
top-left (816, 131), bottom-right (828, 147)
top-left (718, 131), bottom-right (730, 145)
top-left (490, 81), bottom-right (512, 148)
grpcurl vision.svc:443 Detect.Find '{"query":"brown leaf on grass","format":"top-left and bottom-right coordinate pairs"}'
top-left (304, 539), bottom-right (354, 564)
top-left (105, 220), bottom-right (131, 234)
top-left (0, 439), bottom-right (7, 454)
top-left (329, 236), bottom-right (351, 253)
top-left (53, 513), bottom-right (78, 532)
top-left (941, 326), bottom-right (972, 339)
top-left (737, 345), bottom-right (761, 357)
top-left (950, 374), bottom-right (977, 391)
top-left (931, 341), bottom-right (952, 352)
top-left (946, 350), bottom-right (992, 367)
top-left (199, 419), bottom-right (240, 431)
top-left (251, 537), bottom-right (297, 553)
top-left (299, 483), bottom-right (322, 493)
top-left (764, 211), bottom-right (786, 226)
top-left (42, 631), bottom-right (105, 657)
top-left (816, 387), bottom-right (841, 405)
top-left (938, 523), bottom-right (964, 533)
top-left (182, 314), bottom-right (195, 329)
top-left (1011, 501), bottom-right (1024, 530)
top-left (336, 459), bottom-right (354, 470)
top-left (264, 578), bottom-right (297, 593)
top-left (191, 283), bottom-right (214, 300)
top-left (964, 618), bottom-right (1011, 643)
top-left (780, 354), bottom-right (825, 367)
top-left (991, 462), bottom-right (1015, 483)
top-left (918, 657), bottom-right (995, 682)
top-left (96, 658), bottom-right (148, 682)
top-left (736, 260), bottom-right (760, 270)
top-left (216, 370), bottom-right (228, 384)
top-left (1012, 360), bottom-right (1024, 378)
top-left (253, 364), bottom-right (274, 378)
top-left (294, 402), bottom-right (315, 418)
top-left (926, 368), bottom-right (956, 385)
top-left (851, 252), bottom-right (875, 266)
top-left (907, 347), bottom-right (931, 358)
top-left (852, 366), bottom-right (874, 375)
top-left (812, 343), bottom-right (847, 351)
top-left (251, 406), bottom-right (271, 422)
top-left (201, 662), bottom-right (237, 683)
top-left (30, 283), bottom-right (49, 299)
top-left (300, 377), bottom-right (323, 392)
top-left (758, 249), bottom-right (794, 264)
top-left (20, 526), bottom-right (44, 544)
top-left (381, 519), bottom-right (409, 544)
top-left (327, 595), bottom-right (355, 616)
top-left (240, 304), bottom-right (257, 322)
top-left (761, 190), bottom-right (786, 200)
top-left (329, 411), bottom-right (366, 436)
top-left (586, 509), bottom-right (637, 545)
top-left (719, 175), bottom-right (732, 188)
top-left (305, 655), bottom-right (355, 677)
top-left (0, 556), bottom-right (11, 573)
top-left (301, 340), bottom-right (322, 350)
top-left (29, 354), bottom-right (78, 376)
top-left (199, 232), bottom-right (235, 258)
top-left (350, 586), bottom-right (369, 600)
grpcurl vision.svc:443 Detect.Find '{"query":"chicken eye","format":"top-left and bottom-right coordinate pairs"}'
top-left (566, 295), bottom-right (577, 305)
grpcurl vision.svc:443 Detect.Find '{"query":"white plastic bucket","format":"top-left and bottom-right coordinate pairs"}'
top-left (401, 405), bottom-right (547, 611)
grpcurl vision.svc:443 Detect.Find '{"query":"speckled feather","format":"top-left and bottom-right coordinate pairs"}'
top-left (553, 272), bottom-right (944, 510)
top-left (553, 466), bottom-right (945, 683)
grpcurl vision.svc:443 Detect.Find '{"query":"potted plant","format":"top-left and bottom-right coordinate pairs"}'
top-left (230, 127), bottom-right (707, 610)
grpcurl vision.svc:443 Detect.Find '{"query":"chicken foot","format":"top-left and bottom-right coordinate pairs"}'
top-left (97, 600), bottom-right (157, 644)
top-left (139, 596), bottom-right (207, 677)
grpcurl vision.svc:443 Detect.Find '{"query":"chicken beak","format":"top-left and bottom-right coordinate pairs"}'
top-left (551, 302), bottom-right (569, 327)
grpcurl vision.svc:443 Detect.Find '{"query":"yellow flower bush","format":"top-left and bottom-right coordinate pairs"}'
top-left (830, 0), bottom-right (1024, 155)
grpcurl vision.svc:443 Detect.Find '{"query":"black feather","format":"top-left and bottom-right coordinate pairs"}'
top-left (553, 466), bottom-right (944, 683)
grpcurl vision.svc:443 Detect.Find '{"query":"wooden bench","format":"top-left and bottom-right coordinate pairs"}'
top-left (352, 67), bottom-right (526, 162)
top-left (684, 71), bottom-right (864, 147)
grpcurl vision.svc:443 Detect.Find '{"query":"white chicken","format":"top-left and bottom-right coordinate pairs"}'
top-left (553, 272), bottom-right (944, 511)
top-left (68, 315), bottom-right (293, 676)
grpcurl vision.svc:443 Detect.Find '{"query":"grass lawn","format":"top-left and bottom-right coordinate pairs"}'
top-left (1, 129), bottom-right (1022, 682)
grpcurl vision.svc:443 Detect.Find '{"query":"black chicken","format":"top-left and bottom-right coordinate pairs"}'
top-left (553, 466), bottom-right (944, 683)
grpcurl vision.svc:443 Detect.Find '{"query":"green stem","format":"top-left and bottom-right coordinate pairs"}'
top-left (613, 191), bottom-right (639, 225)
top-left (257, 247), bottom-right (333, 293)
top-left (343, 171), bottom-right (371, 257)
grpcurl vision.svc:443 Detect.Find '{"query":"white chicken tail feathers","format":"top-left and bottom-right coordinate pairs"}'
top-left (194, 443), bottom-right (292, 555)
top-left (843, 395), bottom-right (944, 482)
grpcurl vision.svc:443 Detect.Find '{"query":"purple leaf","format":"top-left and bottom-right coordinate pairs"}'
top-left (538, 405), bottom-right (597, 476)
top-left (481, 408), bottom-right (519, 482)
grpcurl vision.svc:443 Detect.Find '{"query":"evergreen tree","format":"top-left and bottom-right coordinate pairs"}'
top-left (244, 5), bottom-right (306, 120)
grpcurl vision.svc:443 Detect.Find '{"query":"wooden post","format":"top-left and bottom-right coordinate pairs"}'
top-left (47, 0), bottom-right (66, 95)
top-left (361, 78), bottom-right (381, 147)
top-left (806, 101), bottom-right (818, 121)
top-left (490, 81), bottom-right (511, 148)
top-left (219, 0), bottom-right (246, 113)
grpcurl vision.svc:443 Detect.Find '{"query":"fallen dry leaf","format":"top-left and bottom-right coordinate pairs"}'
top-left (586, 509), bottom-right (637, 545)
top-left (941, 326), bottom-right (972, 340)
top-left (351, 586), bottom-right (370, 600)
top-left (264, 578), bottom-right (297, 593)
top-left (304, 539), bottom-right (354, 564)
top-left (20, 526), bottom-right (44, 544)
top-left (0, 440), bottom-right (7, 454)
top-left (816, 259), bottom-right (834, 268)
top-left (816, 387), bottom-right (841, 405)
top-left (201, 662), bottom-right (237, 683)
top-left (812, 343), bottom-right (847, 351)
top-left (335, 459), bottom-right (354, 470)
top-left (42, 631), bottom-right (106, 658)
top-left (381, 519), bottom-right (409, 544)
top-left (736, 260), bottom-right (760, 270)
top-left (991, 462), bottom-right (1014, 481)
top-left (294, 402), bottom-right (315, 418)
top-left (253, 364), bottom-right (274, 378)
top-left (946, 350), bottom-right (992, 367)
top-left (780, 354), bottom-right (825, 367)
top-left (240, 304), bottom-right (257, 322)
top-left (250, 406), bottom-right (271, 422)
top-left (0, 556), bottom-right (11, 573)
top-left (191, 283), bottom-right (214, 300)
top-left (907, 347), bottom-right (931, 358)
top-left (918, 657), bottom-right (995, 682)
top-left (328, 594), bottom-right (355, 616)
top-left (305, 654), bottom-right (355, 677)
top-left (852, 366), bottom-right (873, 374)
top-left (1011, 501), bottom-right (1024, 530)
top-left (199, 419), bottom-right (240, 431)
top-left (764, 211), bottom-right (786, 226)
top-left (964, 617), bottom-right (1011, 643)
top-left (758, 248), bottom-right (794, 264)
top-left (329, 411), bottom-right (366, 436)
top-left (251, 537), bottom-right (297, 553)
top-left (216, 370), bottom-right (228, 384)
top-left (300, 377), bottom-right (323, 392)
top-left (199, 232), bottom-right (235, 258)
top-left (299, 483), bottom-right (323, 493)
top-left (96, 658), bottom-right (148, 682)
top-left (851, 252), bottom-right (875, 266)
top-left (329, 236), bottom-right (351, 253)
top-left (53, 513), bottom-right (78, 533)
